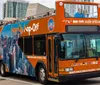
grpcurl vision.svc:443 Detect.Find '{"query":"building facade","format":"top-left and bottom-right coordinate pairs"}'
top-left (3, 0), bottom-right (29, 19)
top-left (26, 3), bottom-right (55, 18)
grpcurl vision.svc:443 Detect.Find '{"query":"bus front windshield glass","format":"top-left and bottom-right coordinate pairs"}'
top-left (60, 34), bottom-right (100, 59)
top-left (64, 4), bottom-right (98, 18)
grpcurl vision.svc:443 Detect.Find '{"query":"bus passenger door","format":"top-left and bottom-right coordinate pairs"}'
top-left (47, 36), bottom-right (58, 78)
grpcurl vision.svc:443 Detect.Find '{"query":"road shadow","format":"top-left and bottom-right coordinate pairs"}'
top-left (0, 78), bottom-right (6, 81)
top-left (47, 78), bottom-right (100, 85)
top-left (2, 74), bottom-right (39, 84)
top-left (1, 74), bottom-right (100, 85)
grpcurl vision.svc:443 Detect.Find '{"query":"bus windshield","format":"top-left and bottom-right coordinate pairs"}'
top-left (64, 4), bottom-right (98, 18)
top-left (60, 34), bottom-right (100, 59)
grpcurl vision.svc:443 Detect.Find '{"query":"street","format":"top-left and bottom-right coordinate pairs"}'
top-left (1, 75), bottom-right (100, 85)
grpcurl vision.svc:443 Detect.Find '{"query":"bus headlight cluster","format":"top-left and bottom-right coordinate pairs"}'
top-left (65, 68), bottom-right (74, 72)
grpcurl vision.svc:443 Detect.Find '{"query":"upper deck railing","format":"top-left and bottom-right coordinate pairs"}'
top-left (0, 10), bottom-right (56, 27)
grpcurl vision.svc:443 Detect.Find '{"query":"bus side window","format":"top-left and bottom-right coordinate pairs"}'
top-left (24, 36), bottom-right (33, 55)
top-left (18, 37), bottom-right (24, 52)
top-left (34, 35), bottom-right (46, 56)
top-left (60, 41), bottom-right (65, 58)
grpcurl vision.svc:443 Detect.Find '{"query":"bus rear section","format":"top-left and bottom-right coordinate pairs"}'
top-left (0, 21), bottom-right (36, 77)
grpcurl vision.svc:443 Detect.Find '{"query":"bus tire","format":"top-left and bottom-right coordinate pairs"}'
top-left (38, 65), bottom-right (47, 84)
top-left (0, 63), bottom-right (6, 77)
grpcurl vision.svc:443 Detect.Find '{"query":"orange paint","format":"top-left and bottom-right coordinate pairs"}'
top-left (0, 27), bottom-right (3, 33)
top-left (1, 0), bottom-right (100, 82)
top-left (19, 0), bottom-right (100, 79)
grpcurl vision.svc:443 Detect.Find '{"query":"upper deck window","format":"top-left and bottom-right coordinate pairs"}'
top-left (64, 4), bottom-right (98, 18)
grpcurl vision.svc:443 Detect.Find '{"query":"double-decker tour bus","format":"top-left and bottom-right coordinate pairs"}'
top-left (0, 0), bottom-right (100, 84)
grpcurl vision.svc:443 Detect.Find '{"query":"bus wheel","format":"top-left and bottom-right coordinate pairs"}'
top-left (0, 63), bottom-right (6, 77)
top-left (38, 66), bottom-right (47, 84)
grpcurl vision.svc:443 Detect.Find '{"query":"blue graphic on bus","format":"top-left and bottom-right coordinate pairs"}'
top-left (0, 21), bottom-right (35, 76)
top-left (48, 19), bottom-right (55, 31)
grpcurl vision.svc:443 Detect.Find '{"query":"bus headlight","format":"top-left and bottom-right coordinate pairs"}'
top-left (65, 68), bottom-right (74, 72)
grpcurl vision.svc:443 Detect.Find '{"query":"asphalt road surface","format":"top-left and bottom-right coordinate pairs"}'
top-left (1, 75), bottom-right (100, 85)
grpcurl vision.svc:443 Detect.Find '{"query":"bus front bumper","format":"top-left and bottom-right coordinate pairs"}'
top-left (58, 71), bottom-right (100, 82)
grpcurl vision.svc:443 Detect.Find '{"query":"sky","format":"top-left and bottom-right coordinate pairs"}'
top-left (0, 0), bottom-right (100, 20)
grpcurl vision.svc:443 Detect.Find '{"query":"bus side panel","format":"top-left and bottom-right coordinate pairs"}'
top-left (0, 21), bottom-right (35, 77)
top-left (0, 27), bottom-right (3, 61)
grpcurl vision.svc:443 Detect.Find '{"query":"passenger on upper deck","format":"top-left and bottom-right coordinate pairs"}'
top-left (50, 10), bottom-right (56, 15)
top-left (65, 9), bottom-right (71, 17)
top-left (74, 8), bottom-right (85, 18)
top-left (0, 21), bottom-right (3, 26)
top-left (83, 10), bottom-right (89, 18)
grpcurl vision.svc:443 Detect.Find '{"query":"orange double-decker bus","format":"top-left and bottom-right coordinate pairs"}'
top-left (0, 0), bottom-right (100, 84)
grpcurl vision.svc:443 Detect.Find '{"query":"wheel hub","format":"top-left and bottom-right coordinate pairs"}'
top-left (1, 65), bottom-right (4, 75)
top-left (40, 68), bottom-right (45, 81)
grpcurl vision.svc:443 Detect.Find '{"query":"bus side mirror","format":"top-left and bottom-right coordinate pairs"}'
top-left (55, 34), bottom-right (61, 45)
top-left (55, 38), bottom-right (60, 45)
top-left (54, 37), bottom-right (61, 59)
